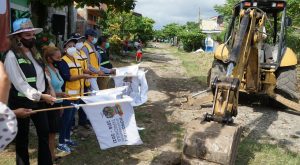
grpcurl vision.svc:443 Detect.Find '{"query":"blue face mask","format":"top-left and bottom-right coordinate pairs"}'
top-left (105, 42), bottom-right (110, 49)
top-left (92, 37), bottom-right (98, 44)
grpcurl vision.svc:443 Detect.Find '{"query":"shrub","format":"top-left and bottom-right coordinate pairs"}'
top-left (178, 30), bottom-right (205, 52)
top-left (286, 31), bottom-right (300, 60)
top-left (108, 35), bottom-right (122, 55)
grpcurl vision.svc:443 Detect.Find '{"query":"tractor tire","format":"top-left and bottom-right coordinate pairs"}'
top-left (207, 60), bottom-right (227, 87)
top-left (275, 66), bottom-right (299, 102)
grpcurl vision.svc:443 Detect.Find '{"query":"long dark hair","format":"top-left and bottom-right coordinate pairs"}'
top-left (9, 34), bottom-right (44, 65)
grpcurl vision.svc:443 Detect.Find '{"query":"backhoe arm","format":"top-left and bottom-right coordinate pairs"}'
top-left (205, 9), bottom-right (259, 124)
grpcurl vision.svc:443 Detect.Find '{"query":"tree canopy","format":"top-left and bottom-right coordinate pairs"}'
top-left (162, 23), bottom-right (183, 39)
top-left (99, 9), bottom-right (155, 42)
top-left (158, 22), bottom-right (205, 52)
top-left (31, 0), bottom-right (136, 12)
top-left (96, 8), bottom-right (155, 54)
top-left (214, 0), bottom-right (300, 54)
top-left (214, 0), bottom-right (300, 27)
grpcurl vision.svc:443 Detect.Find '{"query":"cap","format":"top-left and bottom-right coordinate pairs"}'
top-left (85, 29), bottom-right (97, 37)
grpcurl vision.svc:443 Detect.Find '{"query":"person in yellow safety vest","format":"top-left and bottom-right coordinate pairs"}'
top-left (71, 33), bottom-right (93, 90)
top-left (56, 38), bottom-right (93, 153)
top-left (71, 33), bottom-right (94, 132)
top-left (81, 29), bottom-right (114, 91)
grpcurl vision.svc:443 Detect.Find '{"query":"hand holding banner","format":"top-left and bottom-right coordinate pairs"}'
top-left (113, 65), bottom-right (148, 106)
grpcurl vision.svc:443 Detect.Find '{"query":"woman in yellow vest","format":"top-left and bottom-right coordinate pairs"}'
top-left (56, 37), bottom-right (92, 153)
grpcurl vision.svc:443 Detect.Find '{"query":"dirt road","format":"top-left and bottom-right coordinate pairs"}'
top-left (134, 43), bottom-right (300, 164)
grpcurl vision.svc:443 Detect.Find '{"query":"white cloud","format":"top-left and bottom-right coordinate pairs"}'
top-left (134, 0), bottom-right (226, 29)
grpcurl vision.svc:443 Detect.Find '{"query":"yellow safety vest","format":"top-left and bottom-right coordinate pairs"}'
top-left (75, 50), bottom-right (91, 87)
top-left (62, 55), bottom-right (84, 97)
top-left (83, 42), bottom-right (99, 72)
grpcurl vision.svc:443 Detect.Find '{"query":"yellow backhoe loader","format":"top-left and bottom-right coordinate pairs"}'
top-left (182, 0), bottom-right (299, 164)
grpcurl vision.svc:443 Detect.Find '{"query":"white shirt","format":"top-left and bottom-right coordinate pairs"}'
top-left (0, 102), bottom-right (17, 151)
top-left (4, 50), bottom-right (45, 101)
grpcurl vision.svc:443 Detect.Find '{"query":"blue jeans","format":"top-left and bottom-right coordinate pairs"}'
top-left (71, 100), bottom-right (88, 127)
top-left (59, 100), bottom-right (77, 144)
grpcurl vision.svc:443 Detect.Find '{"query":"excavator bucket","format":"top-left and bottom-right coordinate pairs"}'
top-left (182, 120), bottom-right (242, 165)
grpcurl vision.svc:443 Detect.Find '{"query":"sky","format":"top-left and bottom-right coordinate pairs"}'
top-left (134, 0), bottom-right (226, 29)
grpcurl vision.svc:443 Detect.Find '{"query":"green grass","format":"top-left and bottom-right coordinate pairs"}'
top-left (169, 47), bottom-right (214, 85)
top-left (237, 138), bottom-right (300, 165)
top-left (171, 125), bottom-right (185, 150)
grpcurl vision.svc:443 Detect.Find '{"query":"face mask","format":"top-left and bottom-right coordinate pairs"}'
top-left (92, 37), bottom-right (98, 44)
top-left (75, 42), bottom-right (84, 50)
top-left (105, 42), bottom-right (110, 49)
top-left (53, 61), bottom-right (60, 67)
top-left (66, 47), bottom-right (77, 56)
top-left (20, 38), bottom-right (35, 48)
top-left (50, 57), bottom-right (61, 62)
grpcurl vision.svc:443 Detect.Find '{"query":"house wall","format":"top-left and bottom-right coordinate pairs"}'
top-left (76, 6), bottom-right (87, 35)
top-left (76, 5), bottom-right (101, 35)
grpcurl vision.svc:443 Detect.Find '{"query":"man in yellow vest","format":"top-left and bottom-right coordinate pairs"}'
top-left (82, 29), bottom-right (113, 91)
top-left (72, 33), bottom-right (94, 133)
top-left (72, 33), bottom-right (93, 89)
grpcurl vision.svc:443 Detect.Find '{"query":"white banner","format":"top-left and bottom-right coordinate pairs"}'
top-left (115, 64), bottom-right (139, 77)
top-left (113, 65), bottom-right (148, 106)
top-left (81, 88), bottom-right (143, 150)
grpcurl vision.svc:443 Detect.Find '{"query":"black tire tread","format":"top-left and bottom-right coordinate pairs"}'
top-left (275, 66), bottom-right (299, 102)
top-left (208, 60), bottom-right (227, 86)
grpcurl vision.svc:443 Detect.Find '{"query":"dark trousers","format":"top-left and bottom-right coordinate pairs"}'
top-left (59, 100), bottom-right (77, 144)
top-left (15, 112), bottom-right (52, 165)
top-left (78, 99), bottom-right (88, 126)
top-left (78, 108), bottom-right (88, 126)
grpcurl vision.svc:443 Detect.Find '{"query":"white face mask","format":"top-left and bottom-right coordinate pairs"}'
top-left (75, 42), bottom-right (84, 50)
top-left (92, 37), bottom-right (98, 44)
top-left (66, 47), bottom-right (77, 56)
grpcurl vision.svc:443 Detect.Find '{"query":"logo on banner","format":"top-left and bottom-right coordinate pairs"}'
top-left (102, 104), bottom-right (124, 118)
top-left (122, 76), bottom-right (133, 95)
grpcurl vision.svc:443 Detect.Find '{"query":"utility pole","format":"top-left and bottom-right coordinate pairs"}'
top-left (198, 7), bottom-right (202, 28)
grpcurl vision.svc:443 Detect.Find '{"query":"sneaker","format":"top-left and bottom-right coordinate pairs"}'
top-left (66, 140), bottom-right (78, 147)
top-left (57, 144), bottom-right (71, 153)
